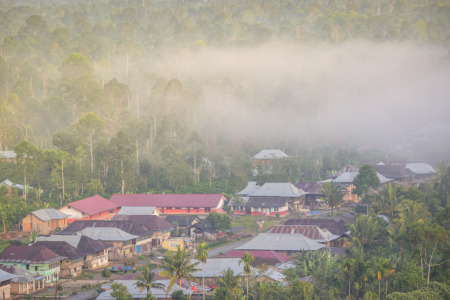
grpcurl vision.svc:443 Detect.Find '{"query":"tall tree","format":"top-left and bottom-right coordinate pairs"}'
top-left (15, 140), bottom-right (40, 200)
top-left (76, 112), bottom-right (104, 173)
top-left (321, 182), bottom-right (344, 215)
top-left (353, 164), bottom-right (380, 214)
top-left (135, 263), bottom-right (165, 300)
top-left (239, 251), bottom-right (255, 300)
top-left (195, 242), bottom-right (209, 300)
top-left (160, 246), bottom-right (199, 293)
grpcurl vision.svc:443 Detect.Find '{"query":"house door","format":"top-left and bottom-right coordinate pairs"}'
top-left (136, 245), bottom-right (142, 254)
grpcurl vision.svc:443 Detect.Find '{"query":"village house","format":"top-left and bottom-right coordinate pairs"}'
top-left (165, 215), bottom-right (201, 236)
top-left (161, 237), bottom-right (190, 252)
top-left (0, 264), bottom-right (45, 296)
top-left (0, 245), bottom-right (65, 285)
top-left (32, 241), bottom-right (84, 278)
top-left (373, 163), bottom-right (415, 185)
top-left (59, 195), bottom-right (120, 223)
top-left (0, 179), bottom-right (24, 197)
top-left (34, 235), bottom-right (112, 270)
top-left (284, 218), bottom-right (351, 237)
top-left (190, 257), bottom-right (250, 286)
top-left (109, 194), bottom-right (225, 215)
top-left (252, 149), bottom-right (288, 166)
top-left (294, 181), bottom-right (325, 211)
top-left (236, 232), bottom-right (325, 257)
top-left (233, 182), bottom-right (307, 216)
top-left (0, 269), bottom-right (15, 300)
top-left (329, 166), bottom-right (392, 202)
top-left (269, 225), bottom-right (346, 247)
top-left (80, 227), bottom-right (138, 261)
top-left (21, 209), bottom-right (70, 234)
top-left (111, 215), bottom-right (173, 252)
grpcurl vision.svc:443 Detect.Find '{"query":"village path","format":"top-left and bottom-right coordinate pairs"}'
top-left (207, 238), bottom-right (251, 258)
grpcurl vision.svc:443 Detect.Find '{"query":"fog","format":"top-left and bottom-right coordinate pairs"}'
top-left (125, 41), bottom-right (449, 149)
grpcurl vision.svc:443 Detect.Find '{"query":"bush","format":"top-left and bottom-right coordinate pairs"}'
top-left (9, 239), bottom-right (22, 245)
top-left (102, 268), bottom-right (111, 278)
top-left (57, 284), bottom-right (63, 291)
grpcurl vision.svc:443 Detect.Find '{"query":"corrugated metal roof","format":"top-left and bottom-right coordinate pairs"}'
top-left (35, 235), bottom-right (113, 254)
top-left (81, 227), bottom-right (138, 242)
top-left (0, 264), bottom-right (41, 283)
top-left (33, 241), bottom-right (85, 260)
top-left (0, 269), bottom-right (16, 283)
top-left (190, 257), bottom-right (248, 278)
top-left (66, 195), bottom-right (119, 216)
top-left (253, 150), bottom-right (288, 160)
top-left (110, 194), bottom-right (224, 208)
top-left (269, 225), bottom-right (339, 242)
top-left (284, 218), bottom-right (349, 236)
top-left (294, 181), bottom-right (324, 195)
top-left (0, 179), bottom-right (24, 190)
top-left (237, 181), bottom-right (261, 196)
top-left (250, 183), bottom-right (306, 197)
top-left (117, 206), bottom-right (157, 215)
top-left (31, 209), bottom-right (70, 221)
top-left (237, 233), bottom-right (325, 251)
top-left (405, 163), bottom-right (436, 174)
top-left (332, 172), bottom-right (392, 184)
top-left (216, 250), bottom-right (290, 263)
top-left (246, 197), bottom-right (289, 208)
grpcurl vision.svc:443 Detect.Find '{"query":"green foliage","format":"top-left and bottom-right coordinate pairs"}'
top-left (387, 281), bottom-right (449, 300)
top-left (101, 268), bottom-right (111, 278)
top-left (353, 164), bottom-right (380, 201)
top-left (171, 290), bottom-right (190, 300)
top-left (206, 211), bottom-right (231, 231)
top-left (110, 282), bottom-right (132, 300)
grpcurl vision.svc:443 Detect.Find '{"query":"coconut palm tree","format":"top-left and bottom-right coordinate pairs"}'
top-left (160, 245), bottom-right (199, 294)
top-left (216, 268), bottom-right (242, 299)
top-left (195, 242), bottom-right (209, 300)
top-left (239, 251), bottom-right (255, 300)
top-left (321, 182), bottom-right (345, 215)
top-left (135, 263), bottom-right (165, 300)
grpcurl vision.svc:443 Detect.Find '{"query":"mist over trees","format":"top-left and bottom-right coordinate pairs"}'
top-left (0, 0), bottom-right (449, 205)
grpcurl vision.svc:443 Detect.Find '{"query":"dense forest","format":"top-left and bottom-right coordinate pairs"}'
top-left (0, 0), bottom-right (449, 216)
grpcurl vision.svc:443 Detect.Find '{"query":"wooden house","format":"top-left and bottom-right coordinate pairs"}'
top-left (21, 209), bottom-right (69, 235)
top-left (59, 195), bottom-right (120, 223)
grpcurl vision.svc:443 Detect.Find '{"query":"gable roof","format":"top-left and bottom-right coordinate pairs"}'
top-left (246, 197), bottom-right (289, 208)
top-left (60, 220), bottom-right (143, 236)
top-left (190, 257), bottom-right (248, 278)
top-left (117, 206), bottom-right (158, 216)
top-left (332, 172), bottom-right (392, 184)
top-left (66, 195), bottom-right (119, 216)
top-left (253, 149), bottom-right (288, 160)
top-left (165, 215), bottom-right (200, 227)
top-left (294, 181), bottom-right (324, 195)
top-left (237, 233), bottom-right (325, 251)
top-left (111, 215), bottom-right (173, 231)
top-left (0, 264), bottom-right (42, 283)
top-left (405, 163), bottom-right (436, 174)
top-left (81, 227), bottom-right (138, 242)
top-left (0, 269), bottom-right (16, 283)
top-left (237, 181), bottom-right (261, 196)
top-left (31, 209), bottom-right (70, 221)
top-left (110, 194), bottom-right (224, 208)
top-left (35, 235), bottom-right (112, 254)
top-left (0, 245), bottom-right (66, 264)
top-left (284, 218), bottom-right (349, 235)
top-left (330, 165), bottom-right (359, 178)
top-left (250, 183), bottom-right (306, 197)
top-left (0, 179), bottom-right (24, 190)
top-left (33, 241), bottom-right (85, 260)
top-left (373, 165), bottom-right (414, 179)
top-left (269, 225), bottom-right (339, 242)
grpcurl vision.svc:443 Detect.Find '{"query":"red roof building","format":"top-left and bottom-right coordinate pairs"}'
top-left (59, 195), bottom-right (120, 223)
top-left (110, 194), bottom-right (225, 215)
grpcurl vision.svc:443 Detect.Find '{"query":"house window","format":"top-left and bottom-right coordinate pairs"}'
top-left (26, 264), bottom-right (29, 270)
top-left (35, 266), bottom-right (38, 271)
top-left (274, 208), bottom-right (279, 212)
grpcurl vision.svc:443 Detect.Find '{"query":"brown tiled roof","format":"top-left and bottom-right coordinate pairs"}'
top-left (294, 181), bottom-right (324, 195)
top-left (284, 219), bottom-right (349, 235)
top-left (0, 245), bottom-right (66, 264)
top-left (33, 241), bottom-right (85, 260)
top-left (111, 215), bottom-right (173, 231)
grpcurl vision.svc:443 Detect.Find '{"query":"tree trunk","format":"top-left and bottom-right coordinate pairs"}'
top-left (202, 263), bottom-right (205, 300)
top-left (121, 160), bottom-right (125, 194)
top-left (61, 160), bottom-right (65, 206)
top-left (89, 132), bottom-right (94, 173)
top-left (136, 139), bottom-right (139, 176)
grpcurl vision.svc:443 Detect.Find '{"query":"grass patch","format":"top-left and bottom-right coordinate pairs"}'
top-left (231, 215), bottom-right (281, 233)
top-left (207, 238), bottom-right (229, 249)
top-left (0, 240), bottom-right (10, 251)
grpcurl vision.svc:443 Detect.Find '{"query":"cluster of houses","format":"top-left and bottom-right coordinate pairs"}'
top-left (0, 149), bottom-right (438, 299)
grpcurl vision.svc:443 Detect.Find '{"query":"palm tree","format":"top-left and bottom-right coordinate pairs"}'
top-left (216, 268), bottom-right (242, 299)
top-left (195, 242), bottom-right (209, 300)
top-left (135, 263), bottom-right (165, 300)
top-left (160, 245), bottom-right (199, 294)
top-left (349, 215), bottom-right (385, 251)
top-left (321, 182), bottom-right (345, 215)
top-left (239, 251), bottom-right (255, 300)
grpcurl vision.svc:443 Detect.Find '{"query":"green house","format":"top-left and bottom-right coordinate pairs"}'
top-left (0, 245), bottom-right (66, 284)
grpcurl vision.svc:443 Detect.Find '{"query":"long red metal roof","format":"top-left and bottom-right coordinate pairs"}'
top-left (68, 195), bottom-right (119, 216)
top-left (110, 194), bottom-right (224, 208)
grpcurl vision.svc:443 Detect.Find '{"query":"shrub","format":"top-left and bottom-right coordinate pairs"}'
top-left (102, 268), bottom-right (111, 278)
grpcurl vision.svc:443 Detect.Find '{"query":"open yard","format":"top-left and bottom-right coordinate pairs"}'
top-left (231, 214), bottom-right (284, 234)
